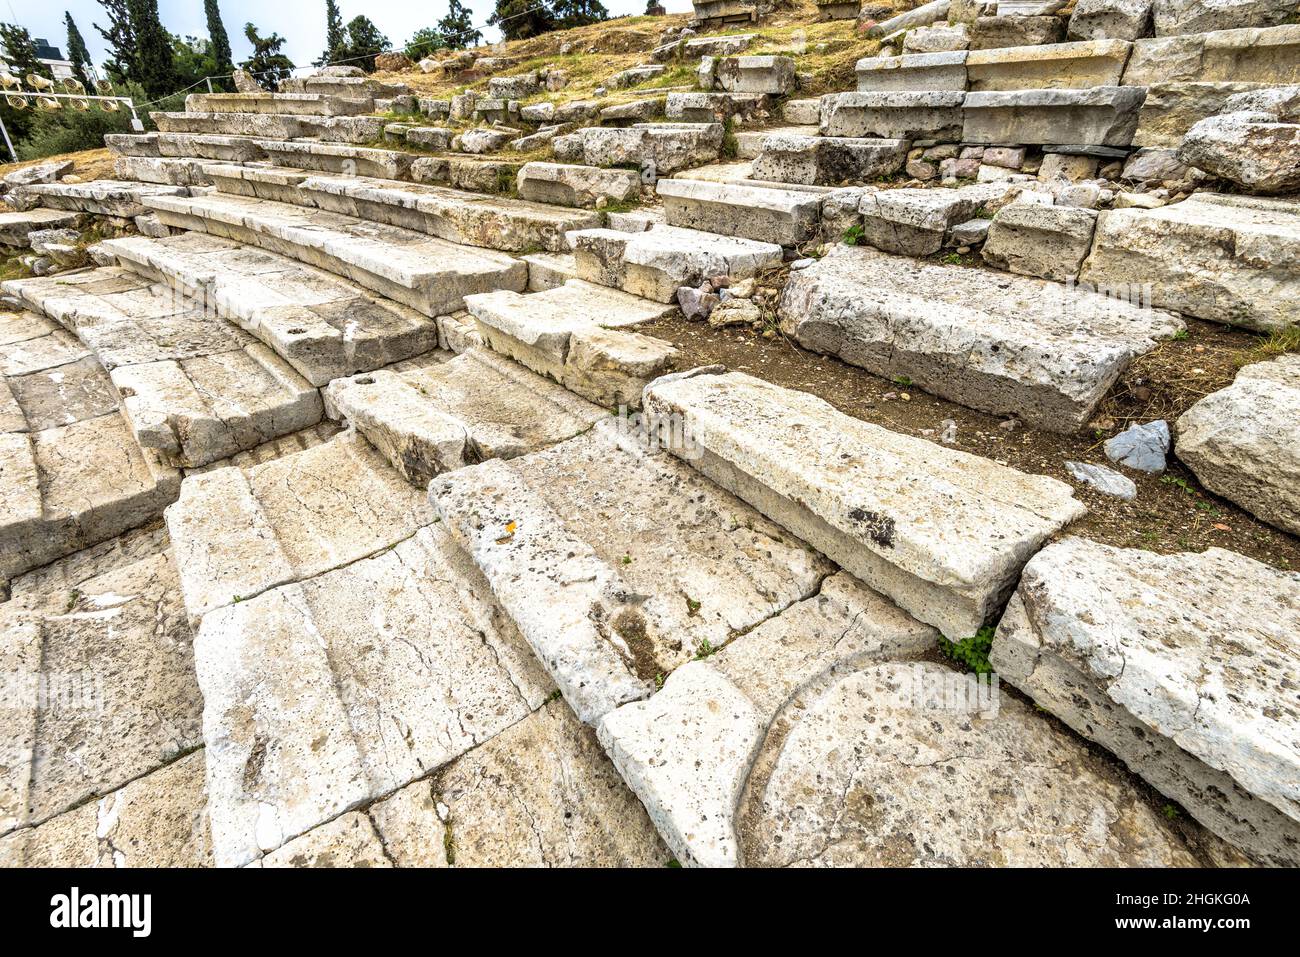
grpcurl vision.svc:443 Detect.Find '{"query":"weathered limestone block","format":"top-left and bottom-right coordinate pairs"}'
top-left (779, 245), bottom-right (1182, 432)
top-left (141, 191), bottom-right (527, 317)
top-left (642, 369), bottom-right (1085, 637)
top-left (713, 56), bottom-right (796, 95)
top-left (404, 126), bottom-right (455, 150)
top-left (114, 155), bottom-right (212, 187)
top-left (962, 86), bottom-right (1146, 146)
top-left (982, 202), bottom-right (1100, 280)
top-left (1080, 192), bottom-right (1300, 331)
top-left (96, 232), bottom-right (440, 387)
top-left (821, 91), bottom-right (966, 139)
top-left (487, 71), bottom-right (541, 99)
top-left (682, 33), bottom-right (758, 59)
top-left (1123, 24), bottom-right (1300, 86)
top-left (598, 573), bottom-right (938, 866)
top-left (862, 0), bottom-right (952, 37)
top-left (569, 224), bottom-right (783, 302)
top-left (657, 178), bottom-right (821, 245)
top-left (856, 181), bottom-right (1013, 255)
top-left (254, 140), bottom-right (413, 179)
top-left (0, 208), bottom-right (80, 247)
top-left (1175, 355), bottom-right (1300, 535)
top-left (464, 280), bottom-right (677, 406)
top-left (104, 133), bottom-right (160, 157)
top-left (357, 700), bottom-right (668, 866)
top-left (1134, 81), bottom-right (1272, 148)
top-left (665, 91), bottom-right (766, 123)
top-left (970, 14), bottom-right (1066, 49)
top-left (457, 128), bottom-right (517, 154)
top-left (904, 22), bottom-right (972, 52)
top-left (1152, 0), bottom-right (1297, 35)
top-left (965, 39), bottom-right (1133, 90)
top-left (150, 110), bottom-right (386, 143)
top-left (0, 751), bottom-right (210, 867)
top-left (324, 349), bottom-right (606, 486)
top-left (752, 133), bottom-right (909, 185)
top-left (432, 419), bottom-right (835, 722)
top-left (1179, 99), bottom-right (1300, 194)
top-left (553, 123), bottom-right (724, 175)
top-left (739, 661), bottom-right (1218, 866)
top-left (992, 538), bottom-right (1300, 866)
top-left (155, 132), bottom-right (265, 162)
top-left (1067, 0), bottom-right (1153, 40)
top-left (197, 521), bottom-right (551, 866)
top-left (516, 161), bottom-right (641, 207)
top-left (166, 431), bottom-right (434, 623)
top-left (855, 51), bottom-right (969, 92)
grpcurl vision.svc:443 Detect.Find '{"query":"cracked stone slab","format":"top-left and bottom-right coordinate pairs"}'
top-left (166, 430), bottom-right (435, 623)
top-left (1080, 192), bottom-right (1300, 332)
top-left (150, 111), bottom-right (386, 144)
top-left (0, 413), bottom-right (180, 582)
top-left (432, 419), bottom-right (835, 724)
top-left (196, 521), bottom-right (552, 867)
top-left (778, 245), bottom-right (1183, 431)
top-left (656, 178), bottom-right (822, 246)
top-left (992, 538), bottom-right (1300, 866)
top-left (820, 91), bottom-right (966, 139)
top-left (95, 232), bottom-right (440, 387)
top-left (325, 349), bottom-right (608, 487)
top-left (270, 699), bottom-right (668, 866)
top-left (1175, 354), bottom-right (1300, 536)
top-left (185, 91), bottom-right (373, 116)
top-left (141, 190), bottom-right (527, 317)
top-left (962, 86), bottom-right (1147, 146)
top-left (0, 208), bottom-right (80, 247)
top-left (0, 538), bottom-right (200, 832)
top-left (597, 572), bottom-right (938, 867)
top-left (736, 661), bottom-right (1218, 866)
top-left (12, 180), bottom-right (187, 218)
top-left (465, 280), bottom-right (679, 407)
top-left (0, 749), bottom-right (210, 866)
top-left (552, 123), bottom-right (724, 176)
top-left (643, 369), bottom-right (1085, 638)
top-left (4, 356), bottom-right (118, 433)
top-left (206, 165), bottom-right (602, 254)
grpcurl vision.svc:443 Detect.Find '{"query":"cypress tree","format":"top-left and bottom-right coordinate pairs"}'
top-left (204, 0), bottom-right (233, 78)
top-left (94, 0), bottom-right (139, 86)
top-left (64, 12), bottom-right (94, 89)
top-left (316, 0), bottom-right (346, 66)
top-left (126, 0), bottom-right (178, 97)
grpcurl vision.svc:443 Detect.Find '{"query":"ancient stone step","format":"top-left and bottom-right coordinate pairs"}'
top-left (156, 132), bottom-right (266, 162)
top-left (169, 432), bottom-right (553, 865)
top-left (281, 73), bottom-right (410, 100)
top-left (642, 368), bottom-right (1086, 638)
top-left (856, 51), bottom-right (970, 92)
top-left (0, 533), bottom-right (200, 836)
top-left (751, 132), bottom-right (910, 185)
top-left (94, 232), bottom-right (440, 387)
top-left (184, 92), bottom-right (373, 116)
top-left (732, 125), bottom-right (816, 160)
top-left (705, 56), bottom-right (797, 96)
top-left (982, 202), bottom-right (1100, 281)
top-left (1122, 24), bottom-right (1300, 87)
top-left (965, 38), bottom-right (1133, 90)
top-left (141, 190), bottom-right (527, 317)
top-left (150, 111), bottom-right (386, 144)
top-left (5, 267), bottom-right (324, 468)
top-left (515, 162), bottom-right (642, 208)
top-left (962, 86), bottom-right (1147, 146)
top-left (431, 418), bottom-right (835, 724)
top-left (0, 208), bottom-right (80, 247)
top-left (553, 123), bottom-right (724, 175)
top-left (113, 156), bottom-right (212, 188)
top-left (203, 164), bottom-right (597, 254)
top-left (598, 572), bottom-right (1224, 866)
top-left (9, 180), bottom-right (188, 218)
top-left (569, 223), bottom-right (784, 302)
top-left (666, 92), bottom-right (768, 125)
top-left (1134, 81), bottom-right (1275, 150)
top-left (821, 90), bottom-right (966, 139)
top-left (852, 181), bottom-right (1016, 255)
top-left (523, 251), bottom-right (579, 290)
top-left (464, 279), bottom-right (679, 406)
top-left (779, 244), bottom-right (1184, 431)
top-left (324, 349), bottom-right (608, 486)
top-left (992, 538), bottom-right (1300, 866)
top-left (255, 698), bottom-right (668, 867)
top-left (1080, 192), bottom-right (1300, 332)
top-left (253, 140), bottom-right (414, 179)
top-left (1175, 354), bottom-right (1299, 536)
top-left (0, 310), bottom-right (179, 583)
top-left (656, 178), bottom-right (821, 245)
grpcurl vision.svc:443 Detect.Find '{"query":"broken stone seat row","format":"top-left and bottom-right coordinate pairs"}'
top-left (159, 348), bottom-right (1300, 868)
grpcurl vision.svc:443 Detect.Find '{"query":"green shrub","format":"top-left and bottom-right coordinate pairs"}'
top-left (938, 625), bottom-right (995, 675)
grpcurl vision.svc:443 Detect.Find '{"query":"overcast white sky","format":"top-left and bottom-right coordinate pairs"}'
top-left (4, 0), bottom-right (694, 76)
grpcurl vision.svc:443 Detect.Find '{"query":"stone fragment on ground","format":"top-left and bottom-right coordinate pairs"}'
top-left (993, 538), bottom-right (1300, 866)
top-left (1064, 461), bottom-right (1137, 500)
top-left (1175, 354), bottom-right (1300, 535)
top-left (1105, 419), bottom-right (1170, 473)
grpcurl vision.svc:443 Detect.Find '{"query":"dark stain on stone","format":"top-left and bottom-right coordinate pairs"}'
top-left (849, 507), bottom-right (896, 548)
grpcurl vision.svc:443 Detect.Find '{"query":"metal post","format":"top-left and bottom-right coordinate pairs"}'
top-left (0, 113), bottom-right (16, 163)
top-left (205, 77), bottom-right (213, 94)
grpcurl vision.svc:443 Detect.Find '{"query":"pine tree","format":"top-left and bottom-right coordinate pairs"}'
top-left (241, 22), bottom-right (294, 91)
top-left (64, 12), bottom-right (94, 89)
top-left (125, 0), bottom-right (178, 96)
top-left (0, 23), bottom-right (49, 143)
top-left (489, 0), bottom-right (555, 42)
top-left (315, 0), bottom-right (346, 67)
top-left (204, 0), bottom-right (233, 79)
top-left (341, 15), bottom-right (391, 72)
top-left (94, 0), bottom-right (139, 86)
top-left (438, 0), bottom-right (483, 50)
